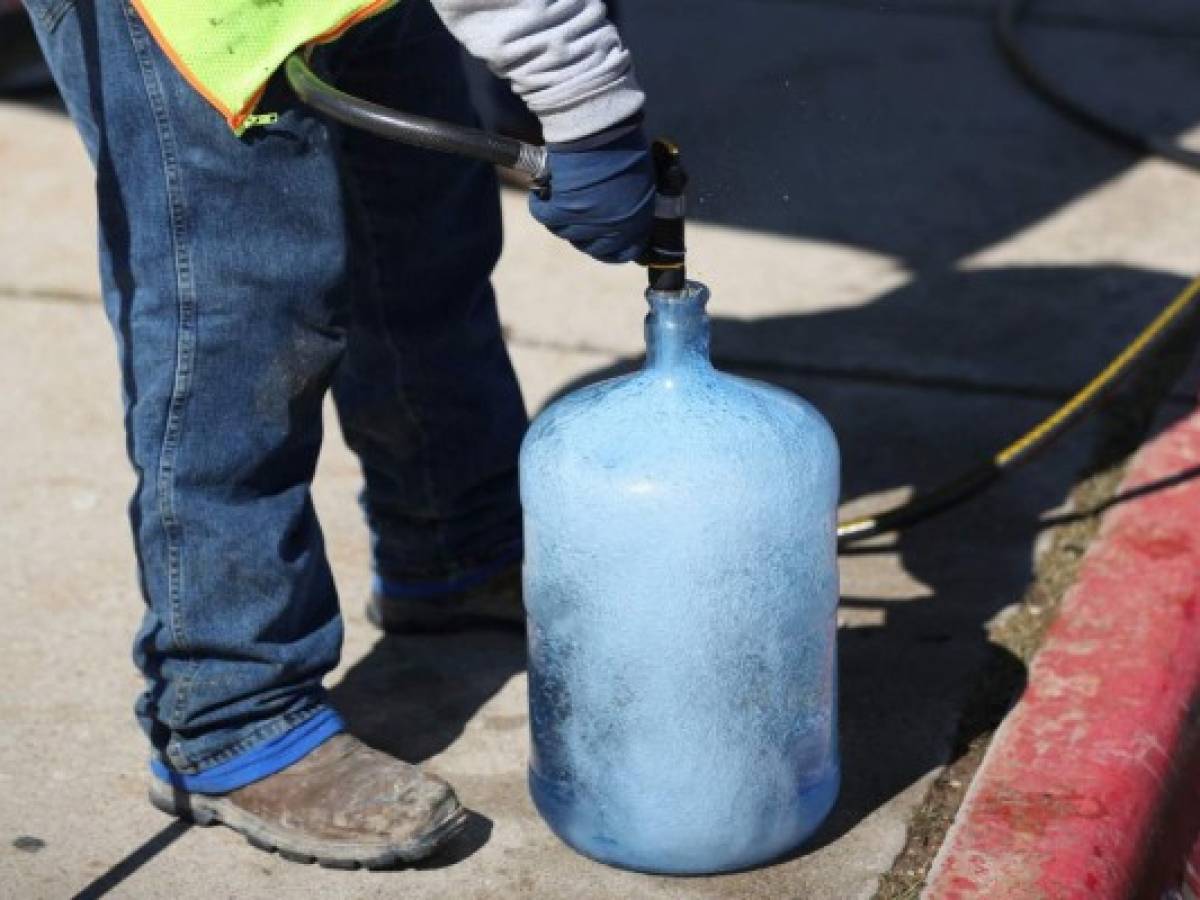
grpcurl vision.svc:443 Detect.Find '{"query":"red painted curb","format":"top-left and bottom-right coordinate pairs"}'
top-left (925, 401), bottom-right (1200, 900)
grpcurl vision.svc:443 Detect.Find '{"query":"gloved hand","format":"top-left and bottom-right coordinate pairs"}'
top-left (529, 124), bottom-right (656, 264)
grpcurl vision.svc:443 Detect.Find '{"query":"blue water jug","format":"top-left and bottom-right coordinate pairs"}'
top-left (520, 280), bottom-right (841, 874)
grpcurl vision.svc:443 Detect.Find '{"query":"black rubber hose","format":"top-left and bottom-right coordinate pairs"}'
top-left (284, 54), bottom-right (549, 181)
top-left (995, 0), bottom-right (1200, 172)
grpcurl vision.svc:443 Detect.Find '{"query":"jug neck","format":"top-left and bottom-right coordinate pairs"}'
top-left (645, 282), bottom-right (712, 372)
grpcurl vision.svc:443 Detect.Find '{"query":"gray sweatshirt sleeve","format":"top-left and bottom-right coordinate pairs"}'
top-left (427, 0), bottom-right (645, 143)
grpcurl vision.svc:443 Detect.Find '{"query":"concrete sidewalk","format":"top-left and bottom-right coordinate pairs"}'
top-left (3, 1), bottom-right (1200, 897)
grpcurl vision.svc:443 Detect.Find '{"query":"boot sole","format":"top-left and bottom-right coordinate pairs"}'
top-left (148, 779), bottom-right (468, 870)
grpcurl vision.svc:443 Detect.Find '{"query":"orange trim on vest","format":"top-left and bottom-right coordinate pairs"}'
top-left (312, 0), bottom-right (396, 45)
top-left (128, 0), bottom-right (239, 125)
top-left (128, 0), bottom-right (397, 132)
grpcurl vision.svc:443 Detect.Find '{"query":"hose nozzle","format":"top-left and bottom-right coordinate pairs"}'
top-left (642, 140), bottom-right (688, 292)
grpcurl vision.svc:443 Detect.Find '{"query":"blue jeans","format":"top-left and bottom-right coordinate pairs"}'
top-left (25, 0), bottom-right (526, 790)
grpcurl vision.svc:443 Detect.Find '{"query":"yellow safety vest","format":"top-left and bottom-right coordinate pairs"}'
top-left (132, 0), bottom-right (397, 133)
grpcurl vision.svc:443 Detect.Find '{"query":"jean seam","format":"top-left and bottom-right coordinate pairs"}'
top-left (121, 1), bottom-right (199, 729)
top-left (29, 0), bottom-right (75, 32)
top-left (166, 704), bottom-right (328, 775)
top-left (338, 153), bottom-right (450, 567)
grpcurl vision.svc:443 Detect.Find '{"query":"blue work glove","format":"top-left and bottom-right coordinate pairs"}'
top-left (529, 124), bottom-right (656, 264)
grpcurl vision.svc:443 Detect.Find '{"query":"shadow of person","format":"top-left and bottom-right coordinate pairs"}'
top-left (329, 627), bottom-right (526, 764)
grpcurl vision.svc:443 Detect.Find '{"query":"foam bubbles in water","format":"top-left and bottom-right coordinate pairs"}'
top-left (521, 282), bottom-right (840, 874)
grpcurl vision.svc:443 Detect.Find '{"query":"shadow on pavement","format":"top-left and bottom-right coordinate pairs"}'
top-left (1040, 462), bottom-right (1200, 526)
top-left (68, 820), bottom-right (193, 900)
top-left (330, 628), bottom-right (526, 764)
top-left (624, 0), bottom-right (1200, 260)
top-left (415, 810), bottom-right (496, 869)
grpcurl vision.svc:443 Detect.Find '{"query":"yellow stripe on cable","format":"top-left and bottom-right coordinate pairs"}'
top-left (836, 272), bottom-right (1200, 542)
top-left (994, 273), bottom-right (1200, 465)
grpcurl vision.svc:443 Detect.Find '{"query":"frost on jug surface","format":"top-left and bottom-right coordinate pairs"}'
top-left (520, 282), bottom-right (840, 875)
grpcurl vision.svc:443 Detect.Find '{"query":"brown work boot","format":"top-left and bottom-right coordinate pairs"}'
top-left (367, 564), bottom-right (524, 634)
top-left (148, 734), bottom-right (466, 869)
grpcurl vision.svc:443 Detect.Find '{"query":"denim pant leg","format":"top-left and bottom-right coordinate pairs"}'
top-left (26, 0), bottom-right (351, 787)
top-left (324, 4), bottom-right (528, 598)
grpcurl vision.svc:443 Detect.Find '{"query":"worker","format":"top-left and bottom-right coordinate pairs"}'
top-left (21, 0), bottom-right (655, 868)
